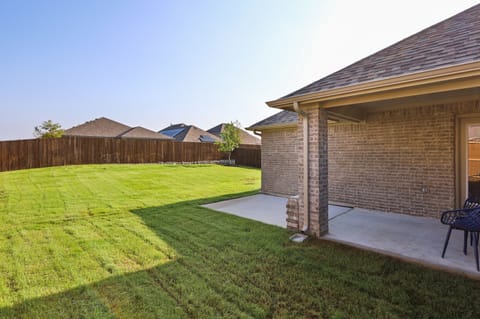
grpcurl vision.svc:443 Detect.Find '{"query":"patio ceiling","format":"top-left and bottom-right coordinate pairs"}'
top-left (285, 87), bottom-right (480, 124)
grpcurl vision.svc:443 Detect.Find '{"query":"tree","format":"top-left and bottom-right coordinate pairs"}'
top-left (216, 122), bottom-right (240, 162)
top-left (34, 120), bottom-right (64, 138)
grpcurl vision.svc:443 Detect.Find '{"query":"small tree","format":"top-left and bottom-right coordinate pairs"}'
top-left (34, 120), bottom-right (64, 138)
top-left (216, 122), bottom-right (240, 162)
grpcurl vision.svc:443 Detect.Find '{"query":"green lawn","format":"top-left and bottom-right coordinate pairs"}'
top-left (0, 164), bottom-right (479, 319)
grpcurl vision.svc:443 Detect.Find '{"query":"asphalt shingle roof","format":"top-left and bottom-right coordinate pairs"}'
top-left (64, 117), bottom-right (172, 140)
top-left (64, 117), bottom-right (132, 137)
top-left (208, 124), bottom-right (261, 145)
top-left (207, 124), bottom-right (224, 136)
top-left (119, 127), bottom-right (172, 140)
top-left (248, 111), bottom-right (298, 130)
top-left (283, 4), bottom-right (480, 99)
top-left (159, 124), bottom-right (221, 143)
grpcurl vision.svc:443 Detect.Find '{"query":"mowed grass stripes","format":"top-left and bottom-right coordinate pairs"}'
top-left (0, 164), bottom-right (479, 318)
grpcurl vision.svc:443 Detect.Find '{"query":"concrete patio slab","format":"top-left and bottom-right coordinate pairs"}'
top-left (325, 208), bottom-right (480, 278)
top-left (328, 204), bottom-right (354, 219)
top-left (204, 194), bottom-right (353, 228)
top-left (203, 194), bottom-right (288, 227)
top-left (204, 194), bottom-right (480, 277)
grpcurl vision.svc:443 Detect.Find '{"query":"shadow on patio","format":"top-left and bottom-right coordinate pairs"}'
top-left (325, 207), bottom-right (480, 278)
top-left (204, 194), bottom-right (480, 278)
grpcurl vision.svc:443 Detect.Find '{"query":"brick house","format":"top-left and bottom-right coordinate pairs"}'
top-left (248, 4), bottom-right (480, 237)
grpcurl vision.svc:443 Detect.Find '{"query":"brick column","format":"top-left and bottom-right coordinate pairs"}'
top-left (297, 104), bottom-right (328, 237)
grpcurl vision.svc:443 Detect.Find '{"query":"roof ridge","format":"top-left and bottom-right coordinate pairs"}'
top-left (118, 126), bottom-right (173, 139)
top-left (117, 126), bottom-right (135, 137)
top-left (182, 126), bottom-right (195, 140)
top-left (65, 117), bottom-right (131, 133)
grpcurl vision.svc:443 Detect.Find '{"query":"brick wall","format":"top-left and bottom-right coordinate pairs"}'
top-left (260, 127), bottom-right (298, 196)
top-left (297, 105), bottom-right (329, 237)
top-left (329, 104), bottom-right (456, 217)
top-left (261, 100), bottom-right (480, 218)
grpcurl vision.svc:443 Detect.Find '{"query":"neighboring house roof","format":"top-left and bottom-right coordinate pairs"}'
top-left (208, 124), bottom-right (261, 145)
top-left (248, 111), bottom-right (298, 131)
top-left (118, 127), bottom-right (172, 140)
top-left (207, 124), bottom-right (227, 136)
top-left (269, 4), bottom-right (480, 107)
top-left (64, 117), bottom-right (132, 137)
top-left (159, 123), bottom-right (221, 143)
top-left (64, 117), bottom-right (172, 140)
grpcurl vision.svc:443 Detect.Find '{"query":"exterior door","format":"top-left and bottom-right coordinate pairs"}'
top-left (459, 118), bottom-right (480, 203)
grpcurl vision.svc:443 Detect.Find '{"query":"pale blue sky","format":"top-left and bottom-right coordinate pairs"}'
top-left (0, 0), bottom-right (478, 140)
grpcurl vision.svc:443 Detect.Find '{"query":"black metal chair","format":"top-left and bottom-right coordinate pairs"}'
top-left (441, 198), bottom-right (480, 271)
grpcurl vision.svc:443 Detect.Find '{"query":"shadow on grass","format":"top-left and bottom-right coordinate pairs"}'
top-left (0, 263), bottom-right (189, 319)
top-left (2, 190), bottom-right (480, 318)
top-left (0, 190), bottom-right (280, 319)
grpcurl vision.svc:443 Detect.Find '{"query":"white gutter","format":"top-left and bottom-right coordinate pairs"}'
top-left (293, 101), bottom-right (309, 233)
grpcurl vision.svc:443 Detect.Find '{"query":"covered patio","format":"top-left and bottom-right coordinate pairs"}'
top-left (205, 194), bottom-right (480, 278)
top-left (247, 5), bottom-right (480, 250)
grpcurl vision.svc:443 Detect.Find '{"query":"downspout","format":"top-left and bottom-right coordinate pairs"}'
top-left (253, 130), bottom-right (262, 137)
top-left (293, 101), bottom-right (309, 233)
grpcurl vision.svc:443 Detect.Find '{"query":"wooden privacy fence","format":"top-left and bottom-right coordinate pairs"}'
top-left (0, 136), bottom-right (261, 172)
top-left (232, 144), bottom-right (261, 168)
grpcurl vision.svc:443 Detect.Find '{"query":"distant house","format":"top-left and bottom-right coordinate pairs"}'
top-left (208, 123), bottom-right (261, 145)
top-left (64, 117), bottom-right (172, 140)
top-left (159, 124), bottom-right (220, 143)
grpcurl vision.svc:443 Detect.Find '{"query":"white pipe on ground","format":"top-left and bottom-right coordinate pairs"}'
top-left (293, 101), bottom-right (309, 233)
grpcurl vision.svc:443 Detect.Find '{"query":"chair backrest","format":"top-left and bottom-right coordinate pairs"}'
top-left (456, 207), bottom-right (480, 232)
top-left (464, 197), bottom-right (480, 209)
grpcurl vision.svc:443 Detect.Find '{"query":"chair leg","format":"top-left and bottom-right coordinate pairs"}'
top-left (464, 230), bottom-right (468, 255)
top-left (474, 232), bottom-right (479, 272)
top-left (442, 226), bottom-right (453, 258)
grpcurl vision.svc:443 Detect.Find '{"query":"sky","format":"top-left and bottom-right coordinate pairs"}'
top-left (0, 0), bottom-right (478, 140)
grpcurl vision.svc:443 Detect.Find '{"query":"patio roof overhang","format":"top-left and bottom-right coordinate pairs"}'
top-left (248, 115), bottom-right (353, 131)
top-left (265, 60), bottom-right (480, 238)
top-left (266, 60), bottom-right (480, 111)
